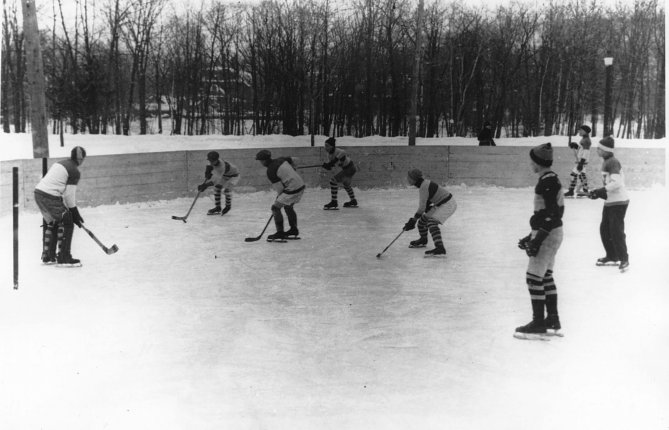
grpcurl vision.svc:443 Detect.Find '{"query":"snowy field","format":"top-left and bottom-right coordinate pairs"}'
top-left (1, 185), bottom-right (668, 430)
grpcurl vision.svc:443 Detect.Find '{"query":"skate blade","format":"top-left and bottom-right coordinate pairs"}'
top-left (323, 208), bottom-right (339, 211)
top-left (285, 236), bottom-right (301, 240)
top-left (343, 205), bottom-right (359, 208)
top-left (596, 262), bottom-right (619, 267)
top-left (423, 254), bottom-right (446, 258)
top-left (266, 239), bottom-right (288, 243)
top-left (42, 261), bottom-right (57, 266)
top-left (546, 329), bottom-right (564, 337)
top-left (513, 332), bottom-right (550, 341)
top-left (408, 244), bottom-right (427, 248)
top-left (56, 262), bottom-right (83, 268)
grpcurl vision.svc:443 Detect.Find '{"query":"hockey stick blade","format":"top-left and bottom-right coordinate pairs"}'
top-left (244, 236), bottom-right (262, 242)
top-left (104, 244), bottom-right (120, 254)
top-left (245, 214), bottom-right (274, 243)
top-left (81, 225), bottom-right (119, 256)
top-left (171, 215), bottom-right (187, 223)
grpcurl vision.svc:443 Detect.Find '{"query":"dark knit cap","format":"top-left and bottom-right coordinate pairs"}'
top-left (599, 136), bottom-right (615, 152)
top-left (255, 149), bottom-right (272, 161)
top-left (529, 142), bottom-right (553, 167)
top-left (325, 137), bottom-right (336, 147)
top-left (70, 146), bottom-right (87, 164)
top-left (407, 168), bottom-right (423, 182)
top-left (207, 151), bottom-right (220, 162)
top-left (579, 125), bottom-right (591, 134)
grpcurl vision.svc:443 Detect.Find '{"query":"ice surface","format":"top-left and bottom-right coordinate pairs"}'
top-left (1, 185), bottom-right (668, 429)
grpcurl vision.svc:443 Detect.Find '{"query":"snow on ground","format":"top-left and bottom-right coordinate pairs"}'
top-left (1, 186), bottom-right (668, 430)
top-left (1, 132), bottom-right (666, 161)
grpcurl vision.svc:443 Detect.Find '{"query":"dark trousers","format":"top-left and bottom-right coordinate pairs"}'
top-left (600, 203), bottom-right (629, 262)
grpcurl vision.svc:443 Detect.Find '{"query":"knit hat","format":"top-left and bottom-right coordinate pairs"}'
top-left (579, 125), bottom-right (591, 134)
top-left (529, 142), bottom-right (553, 167)
top-left (70, 146), bottom-right (86, 165)
top-left (599, 136), bottom-right (615, 152)
top-left (255, 149), bottom-right (272, 161)
top-left (325, 137), bottom-right (336, 147)
top-left (407, 168), bottom-right (423, 182)
top-left (207, 151), bottom-right (220, 162)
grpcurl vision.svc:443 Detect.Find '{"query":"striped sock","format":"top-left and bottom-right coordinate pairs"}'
top-left (427, 220), bottom-right (443, 248)
top-left (527, 272), bottom-right (545, 320)
top-left (543, 270), bottom-right (558, 315)
top-left (329, 179), bottom-right (338, 202)
top-left (214, 185), bottom-right (223, 208)
top-left (224, 188), bottom-right (231, 207)
top-left (417, 217), bottom-right (429, 240)
top-left (344, 185), bottom-right (355, 200)
top-left (579, 172), bottom-right (589, 192)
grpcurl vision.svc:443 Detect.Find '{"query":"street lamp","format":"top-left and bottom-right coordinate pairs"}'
top-left (604, 54), bottom-right (614, 136)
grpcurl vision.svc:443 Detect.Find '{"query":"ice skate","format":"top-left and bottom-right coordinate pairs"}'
top-left (513, 319), bottom-right (549, 340)
top-left (207, 206), bottom-right (222, 215)
top-left (618, 260), bottom-right (629, 273)
top-left (267, 231), bottom-right (288, 242)
top-left (343, 199), bottom-right (358, 208)
top-left (220, 205), bottom-right (231, 215)
top-left (424, 246), bottom-right (446, 258)
top-left (409, 237), bottom-right (428, 248)
top-left (596, 256), bottom-right (618, 266)
top-left (56, 253), bottom-right (82, 268)
top-left (285, 227), bottom-right (301, 240)
top-left (323, 200), bottom-right (339, 210)
top-left (563, 189), bottom-right (575, 198)
top-left (41, 252), bottom-right (57, 265)
top-left (544, 314), bottom-right (563, 337)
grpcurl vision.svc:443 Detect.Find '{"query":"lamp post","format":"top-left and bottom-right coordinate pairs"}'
top-left (604, 54), bottom-right (614, 136)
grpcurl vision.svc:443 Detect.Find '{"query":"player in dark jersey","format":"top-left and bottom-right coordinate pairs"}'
top-left (34, 146), bottom-right (87, 267)
top-left (255, 150), bottom-right (305, 241)
top-left (515, 143), bottom-right (565, 339)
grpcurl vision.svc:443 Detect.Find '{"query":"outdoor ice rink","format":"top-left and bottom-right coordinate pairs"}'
top-left (1, 186), bottom-right (668, 429)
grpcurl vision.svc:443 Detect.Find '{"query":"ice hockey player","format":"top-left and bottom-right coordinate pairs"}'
top-left (589, 136), bottom-right (630, 273)
top-left (515, 142), bottom-right (564, 340)
top-left (34, 146), bottom-right (87, 267)
top-left (321, 137), bottom-right (358, 210)
top-left (403, 169), bottom-right (457, 257)
top-left (255, 150), bottom-right (305, 241)
top-left (198, 151), bottom-right (240, 215)
top-left (564, 125), bottom-right (592, 197)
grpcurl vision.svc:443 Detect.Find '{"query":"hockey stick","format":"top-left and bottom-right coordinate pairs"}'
top-left (376, 229), bottom-right (405, 258)
top-left (80, 224), bottom-right (119, 255)
top-left (296, 164), bottom-right (323, 169)
top-left (171, 191), bottom-right (201, 223)
top-left (244, 214), bottom-right (274, 242)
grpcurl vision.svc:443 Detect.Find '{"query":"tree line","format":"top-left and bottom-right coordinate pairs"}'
top-left (1, 0), bottom-right (665, 140)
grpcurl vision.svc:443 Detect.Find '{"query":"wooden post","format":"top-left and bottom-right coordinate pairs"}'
top-left (21, 0), bottom-right (49, 159)
top-left (408, 0), bottom-right (424, 146)
top-left (13, 167), bottom-right (19, 290)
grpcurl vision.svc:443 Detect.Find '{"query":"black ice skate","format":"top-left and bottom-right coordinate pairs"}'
top-left (323, 201), bottom-right (339, 210)
top-left (221, 205), bottom-right (231, 215)
top-left (544, 314), bottom-right (563, 337)
top-left (424, 246), bottom-right (446, 258)
top-left (267, 231), bottom-right (288, 242)
top-left (56, 253), bottom-right (82, 268)
top-left (285, 227), bottom-right (301, 240)
top-left (563, 189), bottom-right (575, 198)
top-left (343, 199), bottom-right (358, 208)
top-left (619, 260), bottom-right (630, 273)
top-left (41, 252), bottom-right (57, 265)
top-left (409, 237), bottom-right (428, 248)
top-left (513, 319), bottom-right (549, 340)
top-left (596, 256), bottom-right (619, 266)
top-left (207, 206), bottom-right (222, 215)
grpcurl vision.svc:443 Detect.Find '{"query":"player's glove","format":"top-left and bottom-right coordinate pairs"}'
top-left (198, 181), bottom-right (213, 192)
top-left (517, 234), bottom-right (532, 250)
top-left (588, 187), bottom-right (607, 200)
top-left (204, 165), bottom-right (213, 180)
top-left (70, 207), bottom-right (84, 227)
top-left (576, 158), bottom-right (586, 172)
top-left (403, 217), bottom-right (417, 231)
top-left (569, 142), bottom-right (578, 150)
top-left (322, 162), bottom-right (333, 170)
top-left (525, 229), bottom-right (549, 257)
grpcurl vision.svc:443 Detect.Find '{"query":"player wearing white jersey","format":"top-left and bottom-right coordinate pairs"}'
top-left (34, 146), bottom-right (87, 266)
top-left (403, 169), bottom-right (457, 257)
top-left (322, 137), bottom-right (358, 209)
top-left (198, 151), bottom-right (240, 215)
